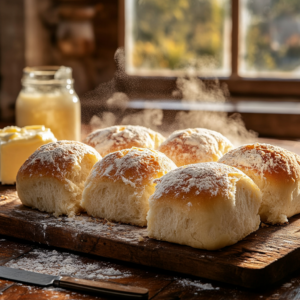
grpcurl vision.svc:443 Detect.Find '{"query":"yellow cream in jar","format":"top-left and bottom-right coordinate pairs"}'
top-left (16, 66), bottom-right (81, 141)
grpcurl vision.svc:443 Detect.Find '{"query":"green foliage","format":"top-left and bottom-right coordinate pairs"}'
top-left (132, 0), bottom-right (300, 74)
top-left (132, 0), bottom-right (229, 70)
top-left (245, 0), bottom-right (300, 72)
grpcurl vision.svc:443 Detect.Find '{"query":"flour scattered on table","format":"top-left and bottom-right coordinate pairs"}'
top-left (177, 278), bottom-right (220, 291)
top-left (16, 208), bottom-right (148, 243)
top-left (5, 248), bottom-right (132, 280)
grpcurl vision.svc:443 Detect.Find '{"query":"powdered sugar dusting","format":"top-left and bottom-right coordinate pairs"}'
top-left (219, 143), bottom-right (300, 178)
top-left (85, 125), bottom-right (165, 156)
top-left (159, 128), bottom-right (233, 166)
top-left (5, 248), bottom-right (132, 280)
top-left (151, 162), bottom-right (244, 200)
top-left (18, 141), bottom-right (101, 180)
top-left (87, 148), bottom-right (177, 191)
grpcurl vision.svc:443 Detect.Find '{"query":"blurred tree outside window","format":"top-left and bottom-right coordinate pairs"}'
top-left (240, 0), bottom-right (300, 78)
top-left (125, 0), bottom-right (300, 79)
top-left (125, 0), bottom-right (231, 76)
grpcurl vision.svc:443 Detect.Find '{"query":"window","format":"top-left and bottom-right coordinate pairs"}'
top-left (120, 0), bottom-right (300, 96)
top-left (126, 0), bottom-right (231, 76)
top-left (240, 0), bottom-right (300, 78)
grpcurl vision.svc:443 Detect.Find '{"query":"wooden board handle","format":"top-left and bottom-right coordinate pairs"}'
top-left (53, 276), bottom-right (149, 299)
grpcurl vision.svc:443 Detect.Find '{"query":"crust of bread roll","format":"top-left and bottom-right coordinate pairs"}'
top-left (219, 143), bottom-right (300, 224)
top-left (81, 147), bottom-right (176, 226)
top-left (147, 162), bottom-right (261, 250)
top-left (84, 125), bottom-right (165, 157)
top-left (17, 140), bottom-right (101, 217)
top-left (158, 128), bottom-right (233, 167)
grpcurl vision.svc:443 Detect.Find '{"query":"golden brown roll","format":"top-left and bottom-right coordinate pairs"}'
top-left (84, 125), bottom-right (165, 157)
top-left (219, 143), bottom-right (300, 224)
top-left (147, 162), bottom-right (261, 250)
top-left (158, 128), bottom-right (233, 167)
top-left (81, 147), bottom-right (176, 226)
top-left (17, 140), bottom-right (101, 217)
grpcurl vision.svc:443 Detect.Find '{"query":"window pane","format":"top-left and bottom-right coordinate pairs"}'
top-left (125, 0), bottom-right (231, 76)
top-left (240, 0), bottom-right (300, 78)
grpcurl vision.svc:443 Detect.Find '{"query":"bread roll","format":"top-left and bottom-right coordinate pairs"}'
top-left (219, 143), bottom-right (300, 224)
top-left (81, 147), bottom-right (176, 226)
top-left (17, 141), bottom-right (101, 217)
top-left (84, 125), bottom-right (165, 157)
top-left (158, 128), bottom-right (233, 167)
top-left (147, 162), bottom-right (261, 250)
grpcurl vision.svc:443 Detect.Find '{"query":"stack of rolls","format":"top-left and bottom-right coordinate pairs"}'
top-left (16, 125), bottom-right (300, 251)
top-left (17, 125), bottom-right (167, 221)
top-left (81, 127), bottom-right (263, 249)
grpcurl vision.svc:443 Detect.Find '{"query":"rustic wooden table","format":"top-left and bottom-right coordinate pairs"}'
top-left (1, 137), bottom-right (300, 299)
top-left (2, 233), bottom-right (300, 300)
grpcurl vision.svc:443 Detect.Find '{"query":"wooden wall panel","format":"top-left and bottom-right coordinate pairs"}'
top-left (0, 0), bottom-right (25, 122)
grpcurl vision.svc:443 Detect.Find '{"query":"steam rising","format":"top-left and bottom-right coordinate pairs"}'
top-left (173, 111), bottom-right (255, 145)
top-left (174, 77), bottom-right (228, 103)
top-left (87, 49), bottom-right (257, 146)
top-left (168, 75), bottom-right (257, 144)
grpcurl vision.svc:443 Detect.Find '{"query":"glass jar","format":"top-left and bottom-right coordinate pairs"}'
top-left (16, 66), bottom-right (81, 141)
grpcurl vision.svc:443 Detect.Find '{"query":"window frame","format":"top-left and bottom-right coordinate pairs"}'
top-left (118, 0), bottom-right (300, 98)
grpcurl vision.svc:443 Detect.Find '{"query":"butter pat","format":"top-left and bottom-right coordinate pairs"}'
top-left (0, 125), bottom-right (57, 184)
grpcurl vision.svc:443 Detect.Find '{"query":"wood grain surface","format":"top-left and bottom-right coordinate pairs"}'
top-left (1, 138), bottom-right (300, 298)
top-left (3, 235), bottom-right (300, 300)
top-left (1, 188), bottom-right (300, 288)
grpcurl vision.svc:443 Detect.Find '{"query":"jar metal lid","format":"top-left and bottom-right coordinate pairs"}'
top-left (22, 66), bottom-right (74, 86)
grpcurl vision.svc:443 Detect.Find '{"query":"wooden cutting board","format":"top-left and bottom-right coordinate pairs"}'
top-left (1, 188), bottom-right (300, 289)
